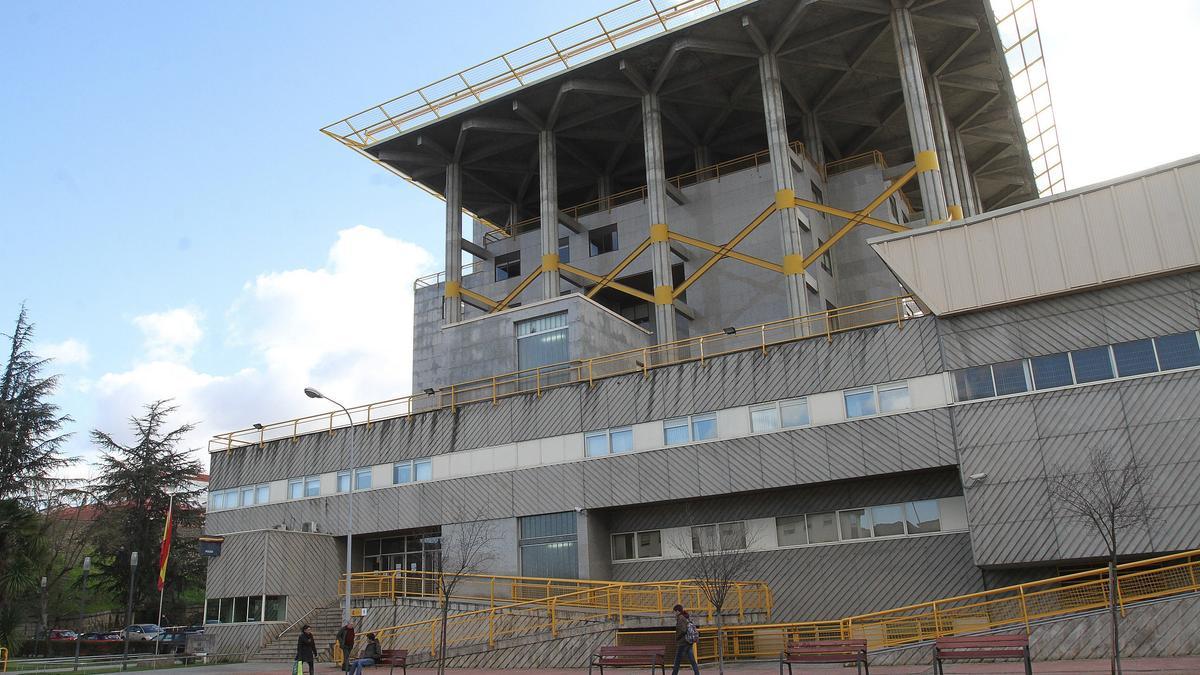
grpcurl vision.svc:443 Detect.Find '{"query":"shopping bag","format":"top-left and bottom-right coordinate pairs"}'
top-left (293, 661), bottom-right (304, 675)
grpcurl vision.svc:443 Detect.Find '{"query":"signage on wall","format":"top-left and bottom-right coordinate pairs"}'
top-left (198, 535), bottom-right (225, 557)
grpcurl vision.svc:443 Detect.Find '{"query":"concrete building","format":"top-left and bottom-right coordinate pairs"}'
top-left (200, 0), bottom-right (1200, 662)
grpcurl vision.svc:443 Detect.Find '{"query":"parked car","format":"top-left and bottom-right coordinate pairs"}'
top-left (80, 631), bottom-right (122, 641)
top-left (122, 624), bottom-right (163, 641)
top-left (34, 628), bottom-right (79, 641)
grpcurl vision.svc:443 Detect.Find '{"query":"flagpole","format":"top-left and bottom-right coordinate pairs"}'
top-left (155, 493), bottom-right (173, 656)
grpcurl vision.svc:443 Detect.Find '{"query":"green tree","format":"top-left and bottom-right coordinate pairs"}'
top-left (0, 305), bottom-right (72, 499)
top-left (90, 400), bottom-right (205, 625)
top-left (0, 305), bottom-right (73, 649)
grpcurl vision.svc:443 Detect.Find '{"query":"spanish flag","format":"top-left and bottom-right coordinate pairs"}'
top-left (157, 498), bottom-right (173, 592)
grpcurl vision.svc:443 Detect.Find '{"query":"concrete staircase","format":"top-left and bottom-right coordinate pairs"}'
top-left (258, 602), bottom-right (344, 662)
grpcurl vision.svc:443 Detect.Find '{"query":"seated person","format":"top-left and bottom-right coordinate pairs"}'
top-left (349, 633), bottom-right (382, 675)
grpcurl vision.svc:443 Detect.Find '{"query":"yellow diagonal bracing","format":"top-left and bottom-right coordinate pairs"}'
top-left (585, 237), bottom-right (653, 299)
top-left (799, 164), bottom-right (919, 272)
top-left (491, 264), bottom-right (543, 312)
top-left (561, 263), bottom-right (656, 304)
top-left (459, 285), bottom-right (498, 310)
top-left (793, 198), bottom-right (910, 234)
top-left (670, 203), bottom-right (778, 298)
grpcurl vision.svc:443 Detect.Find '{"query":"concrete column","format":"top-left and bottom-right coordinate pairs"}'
top-left (444, 162), bottom-right (464, 324)
top-left (925, 74), bottom-right (964, 220)
top-left (891, 3), bottom-right (950, 224)
top-left (693, 145), bottom-right (710, 170)
top-left (803, 114), bottom-right (826, 168)
top-left (758, 52), bottom-right (810, 320)
top-left (950, 129), bottom-right (979, 217)
top-left (597, 175), bottom-right (612, 211)
top-left (538, 130), bottom-right (561, 299)
top-left (640, 93), bottom-right (678, 344)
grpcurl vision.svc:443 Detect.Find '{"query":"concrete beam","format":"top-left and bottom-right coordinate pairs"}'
top-left (665, 182), bottom-right (689, 206)
top-left (460, 239), bottom-right (493, 261)
top-left (444, 162), bottom-right (464, 324)
top-left (558, 210), bottom-right (586, 235)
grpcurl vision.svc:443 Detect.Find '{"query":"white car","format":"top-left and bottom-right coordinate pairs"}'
top-left (122, 624), bottom-right (163, 641)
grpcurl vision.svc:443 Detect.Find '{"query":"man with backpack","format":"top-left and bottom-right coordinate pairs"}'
top-left (671, 604), bottom-right (700, 675)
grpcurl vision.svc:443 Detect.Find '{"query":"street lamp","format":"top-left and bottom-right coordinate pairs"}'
top-left (39, 576), bottom-right (47, 658)
top-left (74, 557), bottom-right (91, 672)
top-left (304, 387), bottom-right (357, 627)
top-left (122, 552), bottom-right (138, 672)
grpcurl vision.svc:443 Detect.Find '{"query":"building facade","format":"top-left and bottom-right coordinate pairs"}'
top-left (201, 0), bottom-right (1200, 656)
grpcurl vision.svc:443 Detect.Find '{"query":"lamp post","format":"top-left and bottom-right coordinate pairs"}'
top-left (38, 576), bottom-right (47, 658)
top-left (74, 557), bottom-right (91, 671)
top-left (122, 552), bottom-right (138, 672)
top-left (304, 387), bottom-right (357, 626)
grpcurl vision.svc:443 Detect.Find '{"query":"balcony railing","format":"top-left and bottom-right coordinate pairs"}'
top-left (209, 295), bottom-right (921, 452)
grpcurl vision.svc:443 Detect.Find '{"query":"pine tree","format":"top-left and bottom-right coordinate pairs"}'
top-left (90, 400), bottom-right (205, 623)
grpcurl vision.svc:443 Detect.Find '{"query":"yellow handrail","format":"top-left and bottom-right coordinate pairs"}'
top-left (620, 548), bottom-right (1200, 662)
top-left (209, 295), bottom-right (919, 452)
top-left (357, 576), bottom-right (771, 657)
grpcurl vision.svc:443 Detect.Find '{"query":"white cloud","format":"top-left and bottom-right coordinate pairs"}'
top-left (41, 338), bottom-right (91, 367)
top-left (85, 226), bottom-right (435, 461)
top-left (133, 307), bottom-right (204, 363)
top-left (1038, 0), bottom-right (1200, 187)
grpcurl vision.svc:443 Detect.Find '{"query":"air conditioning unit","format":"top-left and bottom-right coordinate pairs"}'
top-left (301, 522), bottom-right (318, 533)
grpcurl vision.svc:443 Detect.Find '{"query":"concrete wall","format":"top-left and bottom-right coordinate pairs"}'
top-left (428, 294), bottom-right (651, 389)
top-left (825, 165), bottom-right (909, 309)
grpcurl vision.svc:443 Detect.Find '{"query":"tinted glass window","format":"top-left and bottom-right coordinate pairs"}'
top-left (719, 521), bottom-right (747, 550)
top-left (954, 366), bottom-right (995, 400)
top-left (611, 534), bottom-right (635, 561)
top-left (870, 504), bottom-right (906, 537)
top-left (844, 389), bottom-right (876, 418)
top-left (780, 399), bottom-right (810, 427)
top-left (304, 477), bottom-right (320, 497)
top-left (776, 515), bottom-right (807, 547)
top-left (1155, 332), bottom-right (1200, 370)
top-left (750, 405), bottom-right (779, 432)
top-left (878, 385), bottom-right (910, 413)
top-left (414, 460), bottom-right (432, 481)
top-left (1031, 353), bottom-right (1073, 389)
top-left (585, 432), bottom-right (608, 457)
top-left (1112, 339), bottom-right (1158, 377)
top-left (806, 512), bottom-right (839, 544)
top-left (610, 428), bottom-right (634, 453)
top-left (992, 360), bottom-right (1030, 395)
top-left (637, 530), bottom-right (662, 558)
top-left (289, 480), bottom-right (303, 500)
top-left (394, 463), bottom-right (412, 484)
top-left (1071, 346), bottom-right (1114, 383)
top-left (664, 420), bottom-right (689, 445)
top-left (906, 500), bottom-right (942, 534)
top-left (838, 509), bottom-right (872, 540)
top-left (692, 415), bottom-right (717, 441)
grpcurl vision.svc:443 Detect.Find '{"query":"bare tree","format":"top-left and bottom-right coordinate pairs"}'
top-left (431, 518), bottom-right (496, 675)
top-left (1046, 448), bottom-right (1153, 675)
top-left (672, 521), bottom-right (759, 675)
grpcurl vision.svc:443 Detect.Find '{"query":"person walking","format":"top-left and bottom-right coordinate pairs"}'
top-left (670, 604), bottom-right (700, 675)
top-left (347, 633), bottom-right (381, 675)
top-left (294, 625), bottom-right (316, 675)
top-left (336, 621), bottom-right (356, 672)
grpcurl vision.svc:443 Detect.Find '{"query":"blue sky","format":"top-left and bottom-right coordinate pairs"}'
top-left (2, 0), bottom-right (1198, 475)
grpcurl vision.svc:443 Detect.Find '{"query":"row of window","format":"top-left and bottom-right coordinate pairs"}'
top-left (494, 227), bottom-right (619, 282)
top-left (210, 484), bottom-right (268, 510)
top-left (954, 331), bottom-right (1200, 402)
top-left (610, 498), bottom-right (952, 562)
top-left (204, 595), bottom-right (286, 624)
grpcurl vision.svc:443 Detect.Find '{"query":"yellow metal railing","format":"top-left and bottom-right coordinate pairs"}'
top-left (210, 295), bottom-right (921, 452)
top-left (321, 0), bottom-right (750, 149)
top-left (621, 549), bottom-right (1200, 662)
top-left (357, 576), bottom-right (770, 657)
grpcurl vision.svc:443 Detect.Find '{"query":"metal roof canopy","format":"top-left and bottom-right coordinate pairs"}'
top-left (347, 0), bottom-right (1038, 230)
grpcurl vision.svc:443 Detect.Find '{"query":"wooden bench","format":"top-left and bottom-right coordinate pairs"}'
top-left (934, 635), bottom-right (1031, 675)
top-left (779, 640), bottom-right (869, 675)
top-left (588, 645), bottom-right (666, 674)
top-left (376, 649), bottom-right (407, 673)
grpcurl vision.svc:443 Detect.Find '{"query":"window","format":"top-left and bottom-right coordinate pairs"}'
top-left (393, 462), bottom-right (412, 484)
top-left (255, 485), bottom-right (269, 505)
top-left (206, 596), bottom-right (287, 624)
top-left (806, 511), bottom-right (839, 544)
top-left (589, 224), bottom-right (618, 256)
top-left (611, 533), bottom-right (635, 561)
top-left (638, 530), bottom-right (662, 558)
top-left (692, 414), bottom-right (717, 441)
top-left (415, 459), bottom-right (432, 481)
top-left (776, 515), bottom-right (807, 547)
top-left (288, 479), bottom-right (302, 500)
top-left (240, 487), bottom-right (254, 507)
top-left (264, 596), bottom-right (286, 622)
top-left (906, 500), bottom-right (941, 534)
top-left (1071, 346), bottom-right (1114, 384)
top-left (558, 237), bottom-right (571, 264)
top-left (1032, 353), bottom-right (1073, 389)
top-left (691, 522), bottom-right (747, 553)
top-left (1155, 332), bottom-right (1200, 370)
top-left (954, 366), bottom-right (995, 400)
top-left (1112, 339), bottom-right (1158, 377)
top-left (664, 418), bottom-right (690, 445)
top-left (586, 428), bottom-right (635, 457)
top-left (519, 512), bottom-right (578, 578)
top-left (354, 467), bottom-right (372, 490)
top-left (304, 476), bottom-right (319, 497)
top-left (750, 404), bottom-right (780, 432)
top-left (992, 360), bottom-right (1031, 395)
top-left (844, 387), bottom-right (877, 418)
top-left (494, 251), bottom-right (521, 281)
top-left (810, 182), bottom-right (824, 205)
top-left (870, 504), bottom-right (906, 537)
top-left (817, 238), bottom-right (832, 273)
top-left (336, 471), bottom-right (350, 494)
top-left (718, 521), bottom-right (747, 550)
top-left (878, 383), bottom-right (911, 413)
top-left (751, 399), bottom-right (809, 432)
top-left (838, 509), bottom-right (872, 540)
top-left (246, 596), bottom-right (263, 623)
top-left (516, 313), bottom-right (568, 371)
top-left (690, 525), bottom-right (716, 553)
